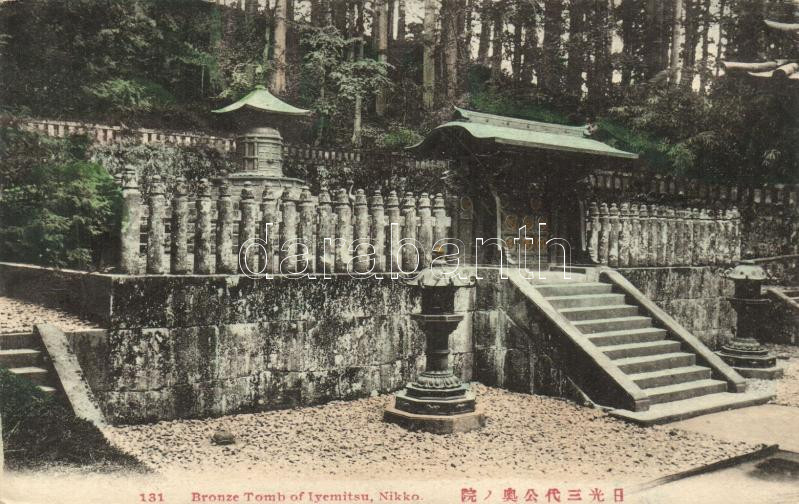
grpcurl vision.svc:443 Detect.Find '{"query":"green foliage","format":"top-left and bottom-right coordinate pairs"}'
top-left (469, 89), bottom-right (573, 125)
top-left (0, 368), bottom-right (144, 471)
top-left (376, 126), bottom-right (424, 149)
top-left (85, 78), bottom-right (175, 115)
top-left (90, 141), bottom-right (234, 197)
top-left (300, 25), bottom-right (393, 144)
top-left (0, 0), bottom-right (261, 128)
top-left (0, 127), bottom-right (121, 269)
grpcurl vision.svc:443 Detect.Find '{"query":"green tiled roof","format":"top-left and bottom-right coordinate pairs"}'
top-left (410, 107), bottom-right (638, 160)
top-left (212, 85), bottom-right (310, 116)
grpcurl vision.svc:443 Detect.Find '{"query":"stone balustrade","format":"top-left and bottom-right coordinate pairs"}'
top-left (586, 202), bottom-right (741, 267)
top-left (118, 169), bottom-right (453, 275)
top-left (589, 170), bottom-right (799, 210)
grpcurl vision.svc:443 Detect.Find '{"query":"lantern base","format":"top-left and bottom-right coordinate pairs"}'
top-left (383, 401), bottom-right (486, 434)
top-left (717, 346), bottom-right (784, 380)
top-left (730, 364), bottom-right (785, 380)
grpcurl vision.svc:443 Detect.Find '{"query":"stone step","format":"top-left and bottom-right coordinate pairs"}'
top-left (609, 390), bottom-right (773, 426)
top-left (587, 328), bottom-right (668, 347)
top-left (560, 304), bottom-right (639, 322)
top-left (38, 385), bottom-right (57, 395)
top-left (535, 282), bottom-right (613, 297)
top-left (601, 340), bottom-right (682, 360)
top-left (0, 332), bottom-right (37, 350)
top-left (572, 316), bottom-right (652, 334)
top-left (628, 365), bottom-right (713, 389)
top-left (546, 293), bottom-right (627, 309)
top-left (646, 379), bottom-right (728, 405)
top-left (0, 348), bottom-right (42, 367)
top-left (8, 366), bottom-right (50, 386)
top-left (615, 352), bottom-right (696, 374)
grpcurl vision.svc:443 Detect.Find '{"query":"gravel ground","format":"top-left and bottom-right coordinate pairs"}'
top-left (105, 384), bottom-right (760, 482)
top-left (0, 296), bottom-right (99, 334)
top-left (747, 343), bottom-right (799, 408)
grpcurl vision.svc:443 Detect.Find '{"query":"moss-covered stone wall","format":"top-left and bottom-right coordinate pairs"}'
top-left (618, 267), bottom-right (736, 349)
top-left (69, 274), bottom-right (477, 424)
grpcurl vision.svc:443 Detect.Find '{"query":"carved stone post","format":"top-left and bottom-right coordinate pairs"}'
top-left (145, 175), bottom-right (166, 274)
top-left (238, 183), bottom-right (258, 274)
top-left (648, 205), bottom-right (660, 266)
top-left (387, 191), bottom-right (402, 273)
top-left (353, 189), bottom-right (371, 273)
top-left (402, 192), bottom-right (418, 272)
top-left (170, 177), bottom-right (190, 274)
top-left (619, 203), bottom-right (630, 267)
top-left (280, 189), bottom-right (298, 273)
top-left (732, 206), bottom-right (741, 262)
top-left (370, 190), bottom-right (386, 272)
top-left (598, 202), bottom-right (610, 265)
top-left (215, 180), bottom-right (236, 274)
top-left (608, 203), bottom-right (620, 267)
top-left (334, 188), bottom-right (353, 272)
top-left (119, 168), bottom-right (142, 274)
top-left (674, 210), bottom-right (686, 265)
top-left (193, 179), bottom-right (214, 274)
top-left (261, 188), bottom-right (280, 274)
top-left (629, 204), bottom-right (640, 266)
top-left (299, 187), bottom-right (317, 274)
top-left (665, 207), bottom-right (676, 266)
top-left (588, 202), bottom-right (600, 263)
top-left (639, 204), bottom-right (650, 267)
top-left (418, 192), bottom-right (433, 269)
top-left (432, 193), bottom-right (448, 262)
top-left (317, 188), bottom-right (335, 274)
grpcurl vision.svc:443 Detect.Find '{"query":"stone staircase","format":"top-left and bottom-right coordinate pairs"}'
top-left (532, 274), bottom-right (772, 425)
top-left (0, 331), bottom-right (59, 396)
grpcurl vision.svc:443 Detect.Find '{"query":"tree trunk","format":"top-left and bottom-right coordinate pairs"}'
top-left (511, 6), bottom-right (523, 80)
top-left (423, 0), bottom-right (438, 109)
top-left (680, 0), bottom-right (701, 87)
top-left (520, 3), bottom-right (537, 85)
top-left (540, 0), bottom-right (564, 95)
top-left (620, 0), bottom-right (635, 87)
top-left (376, 0), bottom-right (389, 115)
top-left (477, 0), bottom-right (491, 65)
top-left (715, 0), bottom-right (726, 77)
top-left (697, 0), bottom-right (711, 92)
top-left (398, 0), bottom-right (406, 40)
top-left (670, 0), bottom-right (684, 83)
top-left (490, 2), bottom-right (503, 81)
top-left (352, 3), bottom-right (365, 146)
top-left (441, 0), bottom-right (459, 98)
top-left (588, 0), bottom-right (613, 110)
top-left (387, 0), bottom-right (395, 42)
top-left (566, 0), bottom-right (585, 100)
top-left (271, 0), bottom-right (287, 94)
top-left (465, 0), bottom-right (474, 63)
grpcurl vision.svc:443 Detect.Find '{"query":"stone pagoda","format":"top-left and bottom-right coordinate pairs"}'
top-left (213, 85), bottom-right (311, 199)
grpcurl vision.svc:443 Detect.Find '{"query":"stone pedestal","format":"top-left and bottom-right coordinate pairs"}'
top-left (384, 272), bottom-right (485, 434)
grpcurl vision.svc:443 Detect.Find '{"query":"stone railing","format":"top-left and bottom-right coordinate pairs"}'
top-left (119, 170), bottom-right (455, 275)
top-left (585, 202), bottom-right (741, 267)
top-left (11, 116), bottom-right (449, 175)
top-left (17, 117), bottom-right (236, 151)
top-left (588, 170), bottom-right (799, 210)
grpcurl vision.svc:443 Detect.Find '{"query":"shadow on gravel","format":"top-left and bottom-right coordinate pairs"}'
top-left (1, 368), bottom-right (146, 473)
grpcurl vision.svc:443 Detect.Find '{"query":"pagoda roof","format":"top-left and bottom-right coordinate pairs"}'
top-left (212, 85), bottom-right (311, 116)
top-left (409, 107), bottom-right (638, 160)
